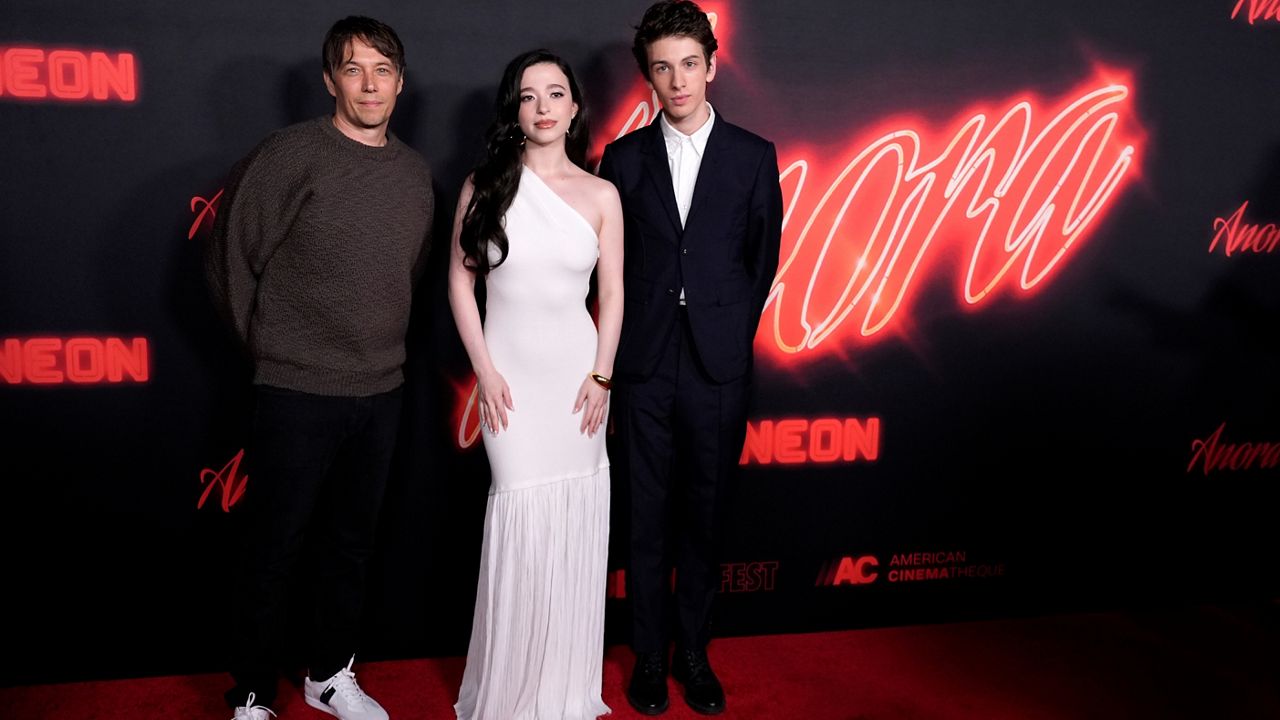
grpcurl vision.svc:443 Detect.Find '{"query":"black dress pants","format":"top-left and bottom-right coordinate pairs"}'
top-left (226, 384), bottom-right (401, 709)
top-left (619, 309), bottom-right (749, 654)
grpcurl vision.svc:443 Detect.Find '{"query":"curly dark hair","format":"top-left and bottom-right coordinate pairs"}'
top-left (631, 0), bottom-right (718, 79)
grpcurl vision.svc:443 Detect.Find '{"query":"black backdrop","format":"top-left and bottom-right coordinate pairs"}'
top-left (2, 0), bottom-right (1278, 685)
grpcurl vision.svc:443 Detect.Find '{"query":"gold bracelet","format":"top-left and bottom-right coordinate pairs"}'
top-left (588, 372), bottom-right (612, 390)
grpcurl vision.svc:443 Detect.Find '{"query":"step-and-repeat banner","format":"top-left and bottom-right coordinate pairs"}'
top-left (3, 0), bottom-right (1277, 682)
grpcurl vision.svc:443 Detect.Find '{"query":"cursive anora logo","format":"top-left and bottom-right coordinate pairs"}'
top-left (188, 189), bottom-right (224, 240)
top-left (453, 7), bottom-right (1144, 446)
top-left (198, 448), bottom-right (249, 512)
top-left (1210, 201), bottom-right (1280, 257)
top-left (1232, 0), bottom-right (1280, 24)
top-left (1188, 423), bottom-right (1280, 475)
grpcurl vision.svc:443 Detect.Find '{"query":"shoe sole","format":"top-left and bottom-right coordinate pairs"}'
top-left (674, 679), bottom-right (725, 715)
top-left (626, 693), bottom-right (670, 716)
top-left (304, 695), bottom-right (340, 718)
top-left (683, 696), bottom-right (726, 715)
top-left (304, 694), bottom-right (389, 720)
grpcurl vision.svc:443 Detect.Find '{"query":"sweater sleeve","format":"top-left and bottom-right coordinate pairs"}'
top-left (411, 165), bottom-right (436, 283)
top-left (204, 134), bottom-right (309, 346)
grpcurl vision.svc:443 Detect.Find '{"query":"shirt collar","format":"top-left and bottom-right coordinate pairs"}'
top-left (660, 102), bottom-right (715, 157)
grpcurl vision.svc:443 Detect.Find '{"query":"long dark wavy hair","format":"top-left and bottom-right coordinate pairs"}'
top-left (460, 49), bottom-right (591, 274)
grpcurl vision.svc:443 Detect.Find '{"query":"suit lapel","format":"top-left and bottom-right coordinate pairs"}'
top-left (684, 115), bottom-right (727, 232)
top-left (641, 123), bottom-right (684, 237)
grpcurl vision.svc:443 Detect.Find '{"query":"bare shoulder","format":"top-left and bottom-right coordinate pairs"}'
top-left (577, 169), bottom-right (620, 202)
top-left (566, 167), bottom-right (619, 208)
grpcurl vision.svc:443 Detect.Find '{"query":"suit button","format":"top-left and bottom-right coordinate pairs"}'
top-left (681, 248), bottom-right (689, 255)
top-left (666, 288), bottom-right (675, 295)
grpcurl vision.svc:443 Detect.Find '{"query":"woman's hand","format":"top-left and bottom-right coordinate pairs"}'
top-left (476, 368), bottom-right (514, 435)
top-left (574, 376), bottom-right (610, 437)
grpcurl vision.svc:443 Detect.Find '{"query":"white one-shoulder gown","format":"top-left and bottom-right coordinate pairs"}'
top-left (454, 166), bottom-right (611, 720)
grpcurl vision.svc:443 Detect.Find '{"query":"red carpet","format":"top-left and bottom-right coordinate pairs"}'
top-left (4, 605), bottom-right (1278, 719)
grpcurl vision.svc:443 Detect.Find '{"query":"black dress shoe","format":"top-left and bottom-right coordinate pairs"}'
top-left (627, 650), bottom-right (670, 715)
top-left (672, 648), bottom-right (725, 715)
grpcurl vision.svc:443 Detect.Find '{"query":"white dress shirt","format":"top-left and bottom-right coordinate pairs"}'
top-left (660, 103), bottom-right (714, 303)
top-left (660, 103), bottom-right (715, 228)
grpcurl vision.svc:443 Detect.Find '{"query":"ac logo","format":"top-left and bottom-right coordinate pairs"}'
top-left (816, 555), bottom-right (880, 586)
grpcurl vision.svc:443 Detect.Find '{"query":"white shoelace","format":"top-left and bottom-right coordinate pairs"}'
top-left (236, 692), bottom-right (276, 719)
top-left (326, 656), bottom-right (372, 707)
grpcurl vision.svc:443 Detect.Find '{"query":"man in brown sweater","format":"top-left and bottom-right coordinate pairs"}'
top-left (204, 16), bottom-right (432, 720)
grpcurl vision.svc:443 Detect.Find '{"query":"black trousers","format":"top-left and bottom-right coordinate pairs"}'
top-left (618, 309), bottom-right (749, 654)
top-left (226, 384), bottom-right (401, 709)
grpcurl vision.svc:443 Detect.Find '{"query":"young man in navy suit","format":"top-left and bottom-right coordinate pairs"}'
top-left (598, 1), bottom-right (783, 714)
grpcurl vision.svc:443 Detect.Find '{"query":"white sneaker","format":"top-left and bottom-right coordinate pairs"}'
top-left (303, 656), bottom-right (389, 720)
top-left (231, 692), bottom-right (276, 720)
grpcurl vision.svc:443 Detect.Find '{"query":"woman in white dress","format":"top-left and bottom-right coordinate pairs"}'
top-left (447, 50), bottom-right (624, 720)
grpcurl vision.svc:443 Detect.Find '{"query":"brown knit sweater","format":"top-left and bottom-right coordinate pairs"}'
top-left (205, 116), bottom-right (434, 396)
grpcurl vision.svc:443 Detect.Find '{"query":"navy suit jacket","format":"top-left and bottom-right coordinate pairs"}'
top-left (599, 114), bottom-right (783, 384)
